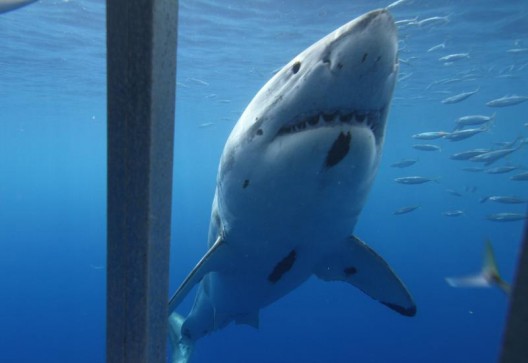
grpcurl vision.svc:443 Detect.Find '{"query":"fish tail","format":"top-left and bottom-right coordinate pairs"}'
top-left (446, 240), bottom-right (510, 295)
top-left (483, 240), bottom-right (511, 296)
top-left (490, 112), bottom-right (497, 121)
top-left (168, 313), bottom-right (195, 363)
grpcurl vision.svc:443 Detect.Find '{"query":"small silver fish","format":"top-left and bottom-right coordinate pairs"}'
top-left (412, 144), bottom-right (441, 151)
top-left (412, 131), bottom-right (449, 140)
top-left (198, 122), bottom-right (215, 128)
top-left (427, 42), bottom-right (446, 52)
top-left (393, 205), bottom-right (421, 215)
top-left (486, 95), bottom-right (528, 107)
top-left (444, 126), bottom-right (488, 141)
top-left (418, 16), bottom-right (450, 27)
top-left (446, 189), bottom-right (462, 197)
top-left (441, 89), bottom-right (479, 104)
top-left (507, 48), bottom-right (528, 53)
top-left (394, 176), bottom-right (438, 185)
top-left (443, 210), bottom-right (464, 217)
top-left (487, 196), bottom-right (528, 204)
top-left (485, 166), bottom-right (517, 174)
top-left (390, 159), bottom-right (418, 168)
top-left (455, 113), bottom-right (495, 129)
top-left (486, 213), bottom-right (528, 222)
top-left (462, 167), bottom-right (485, 172)
top-left (449, 149), bottom-right (490, 160)
top-left (387, 0), bottom-right (410, 10)
top-left (439, 53), bottom-right (470, 62)
top-left (510, 172), bottom-right (528, 181)
top-left (470, 146), bottom-right (522, 166)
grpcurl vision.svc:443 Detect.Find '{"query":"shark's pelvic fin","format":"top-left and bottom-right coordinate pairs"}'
top-left (315, 235), bottom-right (416, 316)
top-left (446, 240), bottom-right (511, 295)
top-left (169, 235), bottom-right (226, 313)
top-left (234, 311), bottom-right (260, 329)
top-left (168, 312), bottom-right (194, 363)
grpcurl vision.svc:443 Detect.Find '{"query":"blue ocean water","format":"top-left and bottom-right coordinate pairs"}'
top-left (1, 0), bottom-right (527, 362)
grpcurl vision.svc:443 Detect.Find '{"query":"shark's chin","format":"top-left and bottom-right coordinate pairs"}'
top-left (275, 107), bottom-right (387, 145)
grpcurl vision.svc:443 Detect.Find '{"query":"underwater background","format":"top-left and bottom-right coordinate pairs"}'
top-left (1, 0), bottom-right (527, 362)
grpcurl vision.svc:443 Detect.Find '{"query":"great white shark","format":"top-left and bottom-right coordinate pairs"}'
top-left (169, 9), bottom-right (415, 362)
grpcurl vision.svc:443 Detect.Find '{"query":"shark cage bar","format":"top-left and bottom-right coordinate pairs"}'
top-left (106, 0), bottom-right (178, 362)
top-left (500, 213), bottom-right (528, 363)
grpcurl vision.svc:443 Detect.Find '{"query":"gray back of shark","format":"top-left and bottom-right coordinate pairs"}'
top-left (169, 9), bottom-right (415, 363)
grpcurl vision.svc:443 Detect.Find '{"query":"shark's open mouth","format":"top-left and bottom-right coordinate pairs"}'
top-left (276, 108), bottom-right (385, 142)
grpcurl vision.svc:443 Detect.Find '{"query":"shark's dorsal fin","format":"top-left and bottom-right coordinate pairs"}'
top-left (169, 235), bottom-right (226, 313)
top-left (314, 235), bottom-right (416, 317)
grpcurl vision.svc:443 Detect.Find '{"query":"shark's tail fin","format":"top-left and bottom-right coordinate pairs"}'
top-left (445, 240), bottom-right (510, 295)
top-left (168, 313), bottom-right (194, 363)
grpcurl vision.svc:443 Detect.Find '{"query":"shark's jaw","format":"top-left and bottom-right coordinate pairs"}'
top-left (275, 108), bottom-right (387, 144)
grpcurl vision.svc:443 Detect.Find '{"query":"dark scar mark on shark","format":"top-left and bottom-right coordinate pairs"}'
top-left (243, 179), bottom-right (250, 188)
top-left (292, 61), bottom-right (301, 74)
top-left (256, 129), bottom-right (263, 136)
top-left (361, 53), bottom-right (368, 63)
top-left (268, 250), bottom-right (296, 283)
top-left (325, 131), bottom-right (351, 168)
top-left (344, 266), bottom-right (357, 276)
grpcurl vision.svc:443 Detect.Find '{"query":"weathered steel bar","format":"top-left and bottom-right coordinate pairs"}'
top-left (499, 213), bottom-right (528, 363)
top-left (106, 0), bottom-right (178, 362)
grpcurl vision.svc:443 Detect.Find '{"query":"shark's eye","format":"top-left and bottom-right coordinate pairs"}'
top-left (291, 61), bottom-right (301, 74)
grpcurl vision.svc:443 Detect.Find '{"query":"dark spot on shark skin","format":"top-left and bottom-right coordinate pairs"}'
top-left (243, 179), bottom-right (250, 188)
top-left (343, 266), bottom-right (357, 276)
top-left (292, 61), bottom-right (301, 74)
top-left (361, 53), bottom-right (368, 63)
top-left (183, 328), bottom-right (192, 340)
top-left (381, 301), bottom-right (417, 317)
top-left (268, 250), bottom-right (296, 283)
top-left (256, 128), bottom-right (263, 136)
top-left (337, 62), bottom-right (343, 70)
top-left (325, 131), bottom-right (351, 168)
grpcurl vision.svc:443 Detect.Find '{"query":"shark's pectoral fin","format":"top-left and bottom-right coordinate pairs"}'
top-left (315, 235), bottom-right (416, 317)
top-left (169, 235), bottom-right (227, 313)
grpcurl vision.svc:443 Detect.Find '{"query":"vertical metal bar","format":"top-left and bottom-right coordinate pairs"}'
top-left (500, 215), bottom-right (528, 363)
top-left (106, 0), bottom-right (178, 362)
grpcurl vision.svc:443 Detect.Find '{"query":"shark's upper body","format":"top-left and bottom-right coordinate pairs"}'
top-left (169, 9), bottom-right (415, 363)
top-left (0, 0), bottom-right (37, 14)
